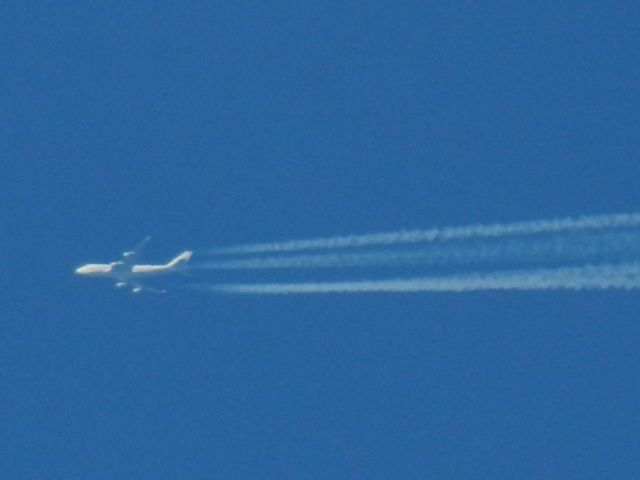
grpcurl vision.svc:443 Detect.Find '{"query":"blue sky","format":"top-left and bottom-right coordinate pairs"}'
top-left (3, 2), bottom-right (640, 478)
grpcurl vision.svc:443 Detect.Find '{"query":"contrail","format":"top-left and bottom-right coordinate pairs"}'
top-left (191, 263), bottom-right (640, 295)
top-left (195, 230), bottom-right (640, 271)
top-left (206, 212), bottom-right (640, 255)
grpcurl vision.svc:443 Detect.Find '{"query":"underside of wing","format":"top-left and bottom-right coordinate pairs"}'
top-left (131, 282), bottom-right (166, 294)
top-left (109, 261), bottom-right (129, 272)
top-left (121, 236), bottom-right (152, 263)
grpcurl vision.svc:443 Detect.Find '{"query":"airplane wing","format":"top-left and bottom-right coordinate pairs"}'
top-left (144, 285), bottom-right (167, 294)
top-left (131, 281), bottom-right (166, 294)
top-left (121, 236), bottom-right (152, 263)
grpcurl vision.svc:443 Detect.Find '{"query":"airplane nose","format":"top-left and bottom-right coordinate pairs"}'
top-left (75, 266), bottom-right (86, 275)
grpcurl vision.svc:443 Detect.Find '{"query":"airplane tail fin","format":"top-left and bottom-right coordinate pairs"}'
top-left (168, 251), bottom-right (193, 269)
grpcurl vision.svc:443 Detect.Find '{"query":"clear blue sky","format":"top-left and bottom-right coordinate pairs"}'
top-left (4, 2), bottom-right (640, 478)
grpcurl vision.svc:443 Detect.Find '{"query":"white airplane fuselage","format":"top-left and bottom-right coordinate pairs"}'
top-left (75, 261), bottom-right (189, 277)
top-left (75, 250), bottom-right (192, 292)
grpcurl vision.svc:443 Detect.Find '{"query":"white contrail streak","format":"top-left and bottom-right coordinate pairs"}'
top-left (191, 263), bottom-right (640, 295)
top-left (195, 230), bottom-right (640, 271)
top-left (206, 212), bottom-right (640, 255)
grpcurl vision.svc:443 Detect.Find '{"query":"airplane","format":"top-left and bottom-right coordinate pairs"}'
top-left (74, 237), bottom-right (193, 294)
